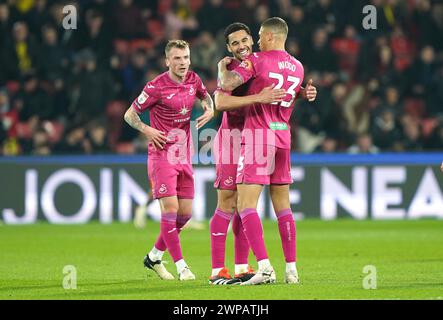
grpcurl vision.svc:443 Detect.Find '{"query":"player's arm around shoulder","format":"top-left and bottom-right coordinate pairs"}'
top-left (217, 56), bottom-right (245, 92)
top-left (214, 87), bottom-right (286, 111)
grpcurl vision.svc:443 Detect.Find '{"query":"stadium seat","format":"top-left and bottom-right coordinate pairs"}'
top-left (189, 0), bottom-right (204, 12)
top-left (16, 122), bottom-right (33, 139)
top-left (106, 100), bottom-right (127, 149)
top-left (106, 100), bottom-right (127, 119)
top-left (6, 81), bottom-right (20, 96)
top-left (158, 0), bottom-right (172, 15)
top-left (147, 19), bottom-right (164, 40)
top-left (115, 142), bottom-right (135, 154)
top-left (404, 98), bottom-right (426, 119)
top-left (113, 39), bottom-right (130, 56)
top-left (130, 39), bottom-right (154, 52)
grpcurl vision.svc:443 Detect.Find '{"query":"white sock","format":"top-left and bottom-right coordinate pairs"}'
top-left (235, 264), bottom-right (249, 275)
top-left (211, 267), bottom-right (223, 277)
top-left (258, 259), bottom-right (271, 270)
top-left (286, 262), bottom-right (297, 273)
top-left (149, 247), bottom-right (164, 261)
top-left (176, 259), bottom-right (187, 273)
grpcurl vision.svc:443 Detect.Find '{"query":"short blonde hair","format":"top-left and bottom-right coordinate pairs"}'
top-left (165, 40), bottom-right (190, 56)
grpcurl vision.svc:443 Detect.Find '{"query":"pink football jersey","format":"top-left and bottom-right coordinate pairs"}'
top-left (131, 71), bottom-right (207, 156)
top-left (231, 50), bottom-right (304, 149)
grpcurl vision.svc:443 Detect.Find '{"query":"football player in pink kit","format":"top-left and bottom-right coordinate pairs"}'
top-left (211, 22), bottom-right (317, 285)
top-left (210, 23), bottom-right (288, 285)
top-left (218, 17), bottom-right (310, 285)
top-left (124, 40), bottom-right (214, 281)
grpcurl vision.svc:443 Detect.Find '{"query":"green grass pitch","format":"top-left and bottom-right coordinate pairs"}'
top-left (1, 219), bottom-right (443, 300)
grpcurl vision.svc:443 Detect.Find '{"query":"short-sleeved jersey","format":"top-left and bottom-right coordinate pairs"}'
top-left (131, 71), bottom-right (207, 158)
top-left (231, 50), bottom-right (304, 149)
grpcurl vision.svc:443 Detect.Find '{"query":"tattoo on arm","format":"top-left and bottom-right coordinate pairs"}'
top-left (219, 69), bottom-right (244, 91)
top-left (124, 107), bottom-right (147, 132)
top-left (202, 92), bottom-right (214, 111)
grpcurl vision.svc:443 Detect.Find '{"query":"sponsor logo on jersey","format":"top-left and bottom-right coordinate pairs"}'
top-left (137, 91), bottom-right (149, 104)
top-left (166, 93), bottom-right (176, 99)
top-left (179, 106), bottom-right (190, 115)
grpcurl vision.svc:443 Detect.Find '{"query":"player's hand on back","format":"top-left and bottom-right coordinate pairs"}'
top-left (306, 79), bottom-right (317, 102)
top-left (142, 126), bottom-right (168, 150)
top-left (256, 85), bottom-right (286, 104)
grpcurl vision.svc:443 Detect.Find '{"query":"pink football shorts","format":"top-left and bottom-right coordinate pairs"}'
top-left (148, 157), bottom-right (194, 200)
top-left (236, 144), bottom-right (293, 185)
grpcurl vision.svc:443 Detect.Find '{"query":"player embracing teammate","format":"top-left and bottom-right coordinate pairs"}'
top-left (211, 18), bottom-right (317, 285)
top-left (216, 17), bottom-right (316, 285)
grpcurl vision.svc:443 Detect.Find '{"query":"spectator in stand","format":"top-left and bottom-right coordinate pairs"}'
top-left (371, 108), bottom-right (402, 151)
top-left (233, 0), bottom-right (258, 28)
top-left (308, 0), bottom-right (337, 35)
top-left (331, 25), bottom-right (361, 80)
top-left (121, 48), bottom-right (149, 100)
top-left (112, 0), bottom-right (146, 39)
top-left (348, 133), bottom-right (379, 154)
top-left (26, 0), bottom-right (51, 41)
top-left (0, 88), bottom-right (18, 140)
top-left (398, 116), bottom-right (424, 151)
top-left (190, 31), bottom-right (219, 80)
top-left (303, 27), bottom-right (338, 85)
top-left (39, 24), bottom-right (68, 81)
top-left (286, 6), bottom-right (310, 49)
top-left (314, 136), bottom-right (338, 153)
top-left (164, 0), bottom-right (198, 39)
top-left (406, 46), bottom-right (439, 116)
top-left (6, 21), bottom-right (40, 80)
top-left (85, 120), bottom-right (110, 154)
top-left (17, 73), bottom-right (53, 122)
top-left (426, 121), bottom-right (443, 150)
top-left (70, 49), bottom-right (115, 124)
top-left (197, 0), bottom-right (233, 37)
top-left (30, 126), bottom-right (52, 155)
top-left (412, 0), bottom-right (442, 49)
top-left (55, 124), bottom-right (89, 154)
top-left (74, 9), bottom-right (112, 67)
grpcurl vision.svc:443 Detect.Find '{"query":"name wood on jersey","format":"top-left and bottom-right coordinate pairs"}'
top-left (278, 61), bottom-right (296, 72)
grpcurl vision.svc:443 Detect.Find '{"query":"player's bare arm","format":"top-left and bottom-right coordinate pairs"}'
top-left (298, 79), bottom-right (317, 102)
top-left (124, 107), bottom-right (168, 150)
top-left (440, 161), bottom-right (443, 172)
top-left (218, 57), bottom-right (244, 92)
top-left (215, 85), bottom-right (286, 111)
top-left (196, 92), bottom-right (214, 129)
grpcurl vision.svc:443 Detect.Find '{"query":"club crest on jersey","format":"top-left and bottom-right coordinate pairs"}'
top-left (224, 176), bottom-right (234, 186)
top-left (159, 184), bottom-right (168, 194)
top-left (137, 91), bottom-right (149, 104)
top-left (189, 86), bottom-right (196, 96)
top-left (239, 59), bottom-right (252, 70)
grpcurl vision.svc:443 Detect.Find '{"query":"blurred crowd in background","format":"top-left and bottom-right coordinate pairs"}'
top-left (0, 0), bottom-right (443, 156)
